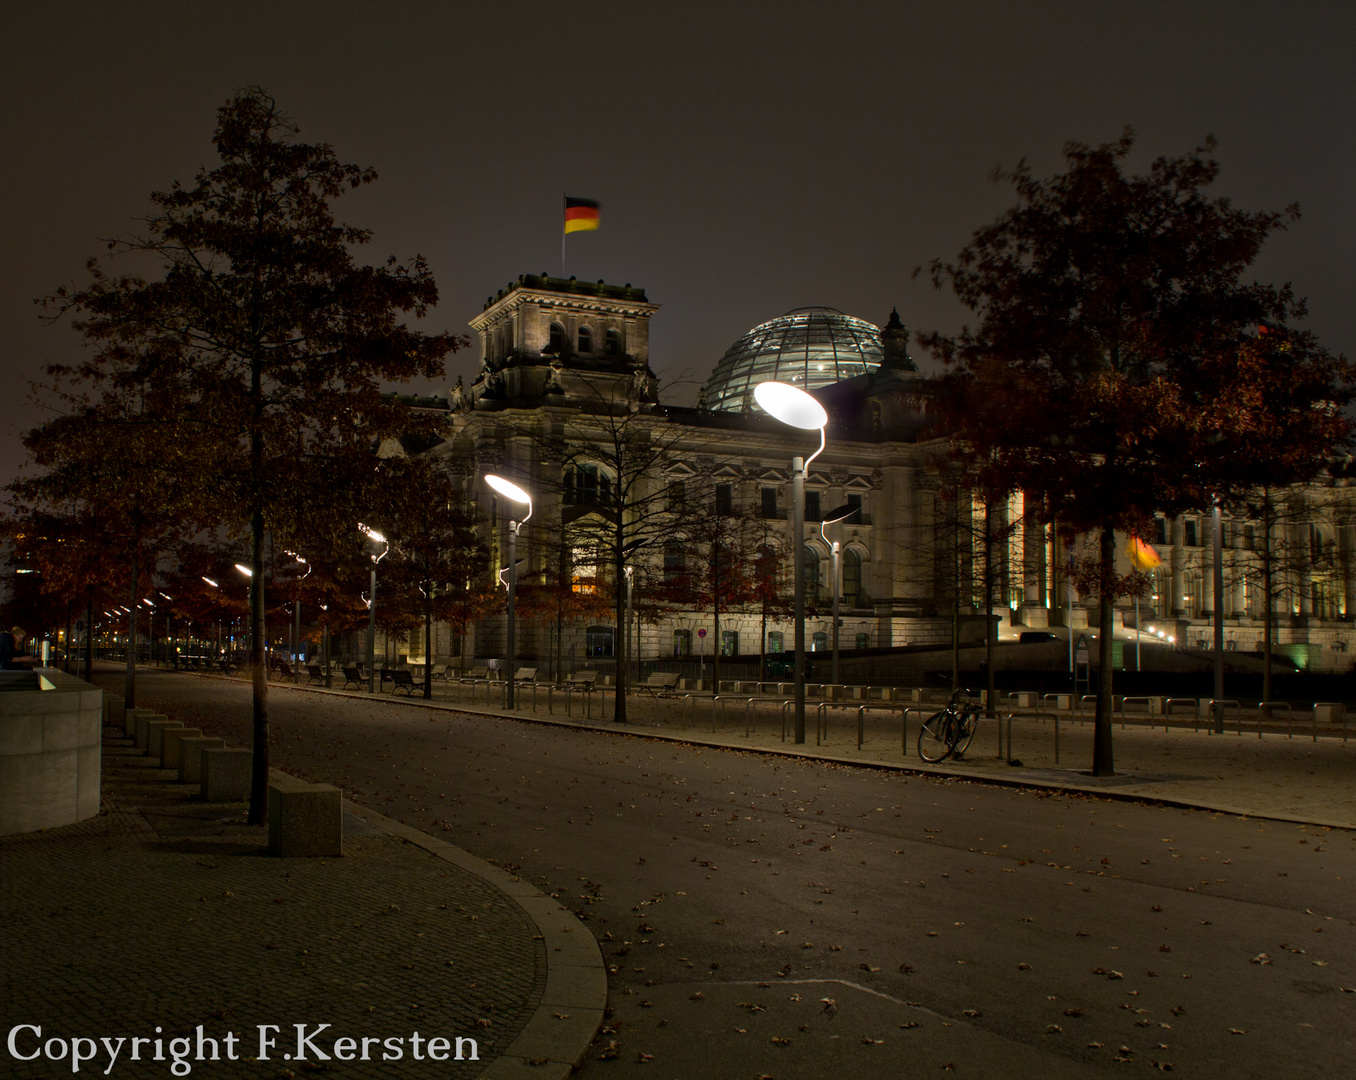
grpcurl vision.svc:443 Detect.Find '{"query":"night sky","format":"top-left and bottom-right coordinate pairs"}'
top-left (3, 1), bottom-right (1353, 489)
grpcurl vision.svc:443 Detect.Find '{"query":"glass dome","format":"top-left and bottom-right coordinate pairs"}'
top-left (704, 307), bottom-right (883, 413)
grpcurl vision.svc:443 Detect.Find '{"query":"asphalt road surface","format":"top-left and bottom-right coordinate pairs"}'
top-left (125, 671), bottom-right (1355, 1079)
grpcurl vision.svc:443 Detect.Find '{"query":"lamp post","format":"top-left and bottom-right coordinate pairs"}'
top-left (622, 538), bottom-right (648, 692)
top-left (754, 381), bottom-right (828, 744)
top-left (358, 525), bottom-right (389, 693)
top-left (820, 503), bottom-right (857, 690)
top-left (485, 475), bottom-right (532, 709)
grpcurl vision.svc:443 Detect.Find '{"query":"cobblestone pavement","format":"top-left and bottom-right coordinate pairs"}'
top-left (211, 670), bottom-right (1356, 827)
top-left (0, 719), bottom-right (602, 1080)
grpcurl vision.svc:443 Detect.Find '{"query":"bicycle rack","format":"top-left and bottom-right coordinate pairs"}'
top-left (1119, 696), bottom-right (1155, 730)
top-left (1206, 698), bottom-right (1243, 735)
top-left (1163, 697), bottom-right (1200, 732)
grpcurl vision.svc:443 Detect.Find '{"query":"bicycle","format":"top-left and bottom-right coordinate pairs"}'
top-left (917, 688), bottom-right (979, 762)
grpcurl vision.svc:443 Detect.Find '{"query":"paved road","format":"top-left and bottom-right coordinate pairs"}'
top-left (128, 671), bottom-right (1356, 1078)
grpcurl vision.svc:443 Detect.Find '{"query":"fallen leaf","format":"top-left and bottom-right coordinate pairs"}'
top-left (1230, 1028), bottom-right (1246, 1035)
top-left (1250, 954), bottom-right (1271, 965)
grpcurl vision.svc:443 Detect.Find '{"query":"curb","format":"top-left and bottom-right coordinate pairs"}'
top-left (343, 801), bottom-right (606, 1080)
top-left (179, 672), bottom-right (1356, 829)
top-left (251, 676), bottom-right (1356, 831)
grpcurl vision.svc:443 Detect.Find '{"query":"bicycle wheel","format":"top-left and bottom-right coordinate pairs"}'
top-left (917, 710), bottom-right (954, 762)
top-left (952, 709), bottom-right (977, 758)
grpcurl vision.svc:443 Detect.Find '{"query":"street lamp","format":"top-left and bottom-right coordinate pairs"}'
top-left (820, 503), bottom-right (857, 690)
top-left (754, 380), bottom-right (828, 744)
top-left (484, 474), bottom-right (532, 709)
top-left (359, 524), bottom-right (389, 693)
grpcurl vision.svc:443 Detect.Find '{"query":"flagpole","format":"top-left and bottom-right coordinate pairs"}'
top-left (561, 192), bottom-right (565, 278)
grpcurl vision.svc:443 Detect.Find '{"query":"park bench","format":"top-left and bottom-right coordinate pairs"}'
top-left (389, 669), bottom-right (418, 696)
top-left (217, 658), bottom-right (237, 675)
top-left (514, 667), bottom-right (538, 683)
top-left (428, 664), bottom-right (449, 681)
top-left (270, 658), bottom-right (298, 681)
top-left (636, 672), bottom-right (680, 697)
top-left (306, 664), bottom-right (325, 685)
top-left (561, 671), bottom-right (598, 689)
top-left (341, 666), bottom-right (365, 690)
top-left (460, 666), bottom-right (490, 684)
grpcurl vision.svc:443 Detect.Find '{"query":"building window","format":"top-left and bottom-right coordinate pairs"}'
top-left (571, 545), bottom-right (598, 593)
top-left (663, 543), bottom-right (685, 583)
top-left (1154, 516), bottom-right (1167, 545)
top-left (605, 329), bottom-right (621, 356)
top-left (667, 481), bottom-right (685, 512)
top-left (548, 322), bottom-right (565, 354)
top-left (566, 464), bottom-right (611, 506)
top-left (585, 625), bottom-right (614, 657)
top-left (842, 548), bottom-right (863, 607)
top-left (767, 630), bottom-right (783, 653)
top-left (578, 326), bottom-right (592, 353)
top-left (721, 630), bottom-right (739, 657)
top-left (716, 484), bottom-right (733, 516)
top-left (803, 545), bottom-right (821, 596)
top-left (805, 490), bottom-right (821, 522)
top-left (846, 493), bottom-right (863, 524)
top-left (1184, 519), bottom-right (1198, 547)
top-left (811, 631), bottom-right (827, 652)
top-left (1243, 523), bottom-right (1255, 550)
top-left (855, 632), bottom-right (870, 649)
top-left (755, 543), bottom-right (779, 591)
top-left (672, 629), bottom-right (691, 657)
top-left (761, 486), bottom-right (778, 519)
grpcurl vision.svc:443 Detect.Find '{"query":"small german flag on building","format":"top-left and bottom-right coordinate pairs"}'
top-left (564, 196), bottom-right (600, 234)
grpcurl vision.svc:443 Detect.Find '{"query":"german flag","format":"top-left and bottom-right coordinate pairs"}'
top-left (564, 196), bottom-right (600, 234)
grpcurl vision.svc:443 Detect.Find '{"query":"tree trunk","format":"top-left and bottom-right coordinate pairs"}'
top-left (983, 501), bottom-right (995, 717)
top-left (1262, 495), bottom-right (1274, 704)
top-left (1092, 523), bottom-right (1116, 777)
top-left (125, 551), bottom-right (138, 708)
top-left (248, 505), bottom-right (269, 824)
top-left (423, 582), bottom-right (433, 700)
top-left (613, 518), bottom-right (628, 723)
top-left (247, 341), bottom-right (269, 825)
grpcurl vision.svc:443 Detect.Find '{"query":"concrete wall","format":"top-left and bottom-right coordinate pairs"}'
top-left (0, 669), bottom-right (102, 836)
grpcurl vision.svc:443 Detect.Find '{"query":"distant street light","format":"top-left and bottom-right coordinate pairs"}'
top-left (820, 503), bottom-right (857, 689)
top-left (359, 523), bottom-right (390, 693)
top-left (755, 380), bottom-right (828, 744)
top-left (484, 475), bottom-right (532, 709)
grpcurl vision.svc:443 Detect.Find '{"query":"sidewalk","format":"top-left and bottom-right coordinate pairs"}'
top-left (0, 717), bottom-right (605, 1080)
top-left (249, 673), bottom-right (1356, 830)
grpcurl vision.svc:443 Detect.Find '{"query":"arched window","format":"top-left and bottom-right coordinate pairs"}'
top-left (548, 322), bottom-right (565, 354)
top-left (585, 626), bottom-right (614, 657)
top-left (605, 329), bottom-right (621, 356)
top-left (566, 464), bottom-right (612, 506)
top-left (766, 630), bottom-right (784, 653)
top-left (811, 630), bottom-right (828, 652)
top-left (672, 629), bottom-right (692, 657)
top-left (663, 542), bottom-right (686, 583)
top-left (803, 545), bottom-right (821, 598)
top-left (842, 549), bottom-right (863, 607)
top-left (578, 326), bottom-right (592, 353)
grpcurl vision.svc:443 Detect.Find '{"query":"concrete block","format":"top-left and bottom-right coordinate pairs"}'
top-left (1315, 702), bottom-right (1345, 724)
top-left (201, 747), bottom-right (251, 802)
top-left (1011, 691), bottom-right (1039, 708)
top-left (145, 719), bottom-right (184, 762)
top-left (124, 705), bottom-right (152, 739)
top-left (268, 776), bottom-right (343, 857)
top-left (1048, 694), bottom-right (1072, 710)
top-left (77, 745), bottom-right (101, 819)
top-left (104, 694), bottom-right (125, 730)
top-left (133, 710), bottom-right (167, 750)
top-left (178, 737), bottom-right (225, 784)
top-left (161, 728), bottom-right (202, 770)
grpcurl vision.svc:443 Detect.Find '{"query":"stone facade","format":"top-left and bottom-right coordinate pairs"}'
top-left (390, 275), bottom-right (1356, 676)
